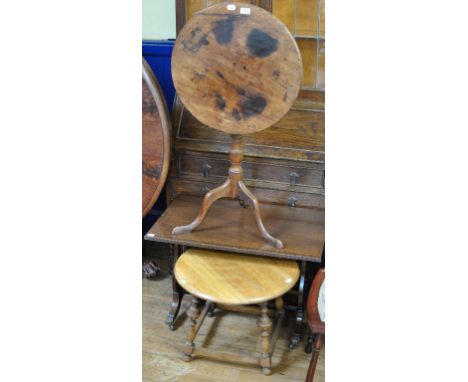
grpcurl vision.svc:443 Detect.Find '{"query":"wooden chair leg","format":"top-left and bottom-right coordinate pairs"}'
top-left (305, 333), bottom-right (323, 382)
top-left (183, 296), bottom-right (200, 361)
top-left (172, 179), bottom-right (231, 235)
top-left (257, 302), bottom-right (273, 375)
top-left (238, 181), bottom-right (283, 249)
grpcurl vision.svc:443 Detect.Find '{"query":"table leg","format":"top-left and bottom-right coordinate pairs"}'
top-left (166, 244), bottom-right (185, 330)
top-left (289, 260), bottom-right (307, 349)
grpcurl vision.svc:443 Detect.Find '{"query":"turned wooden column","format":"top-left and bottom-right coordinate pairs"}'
top-left (228, 134), bottom-right (243, 196)
top-left (257, 302), bottom-right (272, 375)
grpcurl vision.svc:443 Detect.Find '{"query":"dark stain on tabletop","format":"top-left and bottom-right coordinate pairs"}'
top-left (216, 71), bottom-right (226, 81)
top-left (232, 108), bottom-right (241, 121)
top-left (236, 87), bottom-right (246, 96)
top-left (182, 27), bottom-right (210, 53)
top-left (212, 17), bottom-right (235, 45)
top-left (143, 162), bottom-right (161, 179)
top-left (246, 28), bottom-right (278, 58)
top-left (237, 91), bottom-right (267, 119)
top-left (214, 92), bottom-right (226, 111)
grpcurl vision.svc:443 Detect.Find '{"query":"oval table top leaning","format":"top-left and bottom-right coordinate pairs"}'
top-left (174, 247), bottom-right (300, 305)
top-left (142, 58), bottom-right (171, 218)
top-left (174, 247), bottom-right (300, 375)
top-left (170, 2), bottom-right (303, 248)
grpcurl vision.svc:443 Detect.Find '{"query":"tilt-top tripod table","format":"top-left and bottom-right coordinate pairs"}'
top-left (170, 2), bottom-right (303, 248)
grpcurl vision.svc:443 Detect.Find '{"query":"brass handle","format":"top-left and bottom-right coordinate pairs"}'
top-left (202, 164), bottom-right (212, 177)
top-left (289, 172), bottom-right (299, 186)
top-left (288, 196), bottom-right (297, 207)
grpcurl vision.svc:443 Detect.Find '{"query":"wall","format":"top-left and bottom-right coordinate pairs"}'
top-left (142, 0), bottom-right (176, 108)
top-left (142, 0), bottom-right (176, 40)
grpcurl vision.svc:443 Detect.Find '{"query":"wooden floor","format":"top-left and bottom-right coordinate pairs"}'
top-left (143, 242), bottom-right (325, 382)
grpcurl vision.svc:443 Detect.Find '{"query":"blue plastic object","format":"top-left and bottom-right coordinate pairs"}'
top-left (142, 40), bottom-right (176, 111)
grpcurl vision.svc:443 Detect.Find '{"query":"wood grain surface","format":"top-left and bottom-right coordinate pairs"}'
top-left (171, 2), bottom-right (302, 134)
top-left (174, 248), bottom-right (299, 305)
top-left (144, 194), bottom-right (324, 261)
top-left (142, 58), bottom-right (171, 217)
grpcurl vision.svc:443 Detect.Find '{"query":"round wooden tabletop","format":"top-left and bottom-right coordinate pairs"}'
top-left (142, 59), bottom-right (171, 218)
top-left (174, 248), bottom-right (300, 305)
top-left (171, 2), bottom-right (302, 135)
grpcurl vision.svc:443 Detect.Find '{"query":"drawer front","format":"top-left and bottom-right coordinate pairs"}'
top-left (174, 90), bottom-right (325, 162)
top-left (177, 153), bottom-right (324, 189)
top-left (170, 178), bottom-right (325, 209)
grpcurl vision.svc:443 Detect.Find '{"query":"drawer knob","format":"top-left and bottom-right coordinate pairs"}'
top-left (289, 172), bottom-right (299, 186)
top-left (288, 196), bottom-right (298, 207)
top-left (202, 164), bottom-right (212, 177)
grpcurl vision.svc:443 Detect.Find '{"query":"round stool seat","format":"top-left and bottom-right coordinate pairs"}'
top-left (174, 248), bottom-right (300, 305)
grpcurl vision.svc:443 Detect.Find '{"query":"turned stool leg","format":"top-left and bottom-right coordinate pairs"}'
top-left (183, 296), bottom-right (200, 361)
top-left (257, 302), bottom-right (272, 375)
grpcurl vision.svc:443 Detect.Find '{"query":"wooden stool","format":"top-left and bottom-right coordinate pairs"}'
top-left (174, 248), bottom-right (300, 375)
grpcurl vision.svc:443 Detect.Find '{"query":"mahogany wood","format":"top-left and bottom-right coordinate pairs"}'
top-left (171, 2), bottom-right (302, 135)
top-left (308, 268), bottom-right (325, 333)
top-left (171, 3), bottom-right (303, 247)
top-left (172, 135), bottom-right (283, 248)
top-left (169, 89), bottom-right (324, 210)
top-left (145, 194), bottom-right (324, 261)
top-left (142, 58), bottom-right (171, 217)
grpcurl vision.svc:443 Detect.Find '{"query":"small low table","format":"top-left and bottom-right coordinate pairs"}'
top-left (174, 248), bottom-right (300, 375)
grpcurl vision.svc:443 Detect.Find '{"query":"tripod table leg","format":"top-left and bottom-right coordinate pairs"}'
top-left (238, 181), bottom-right (283, 249)
top-left (172, 179), bottom-right (231, 235)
